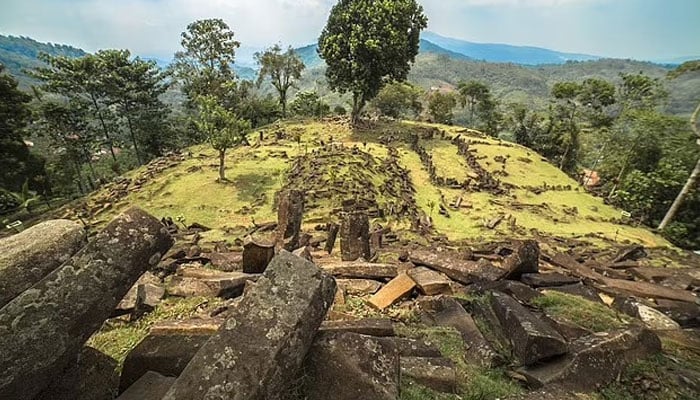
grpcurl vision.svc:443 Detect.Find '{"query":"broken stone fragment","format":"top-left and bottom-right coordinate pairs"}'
top-left (114, 271), bottom-right (161, 316)
top-left (336, 278), bottom-right (383, 296)
top-left (401, 356), bottom-right (458, 394)
top-left (0, 207), bottom-right (173, 400)
top-left (410, 250), bottom-right (503, 284)
top-left (133, 283), bottom-right (166, 318)
top-left (320, 318), bottom-right (395, 337)
top-left (653, 299), bottom-right (700, 328)
top-left (0, 219), bottom-right (86, 308)
top-left (408, 267), bottom-right (453, 295)
top-left (340, 211), bottom-right (370, 261)
top-left (276, 189), bottom-right (304, 250)
top-left (490, 291), bottom-right (568, 365)
top-left (120, 334), bottom-right (210, 393)
top-left (368, 273), bottom-right (416, 310)
top-left (324, 222), bottom-right (340, 254)
top-left (161, 251), bottom-right (336, 400)
top-left (545, 283), bottom-right (603, 304)
top-left (303, 332), bottom-right (400, 400)
top-left (117, 371), bottom-right (175, 400)
top-left (612, 296), bottom-right (681, 330)
top-left (166, 271), bottom-right (259, 298)
top-left (242, 237), bottom-right (275, 273)
top-left (521, 272), bottom-right (580, 288)
top-left (320, 261), bottom-right (398, 279)
top-left (392, 337), bottom-right (442, 358)
top-left (519, 328), bottom-right (661, 390)
top-left (149, 318), bottom-right (224, 336)
top-left (502, 240), bottom-right (539, 280)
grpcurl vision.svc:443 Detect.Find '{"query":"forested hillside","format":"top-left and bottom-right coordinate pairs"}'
top-left (0, 35), bottom-right (86, 87)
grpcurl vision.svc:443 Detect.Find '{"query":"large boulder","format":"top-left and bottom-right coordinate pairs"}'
top-left (0, 219), bottom-right (85, 308)
top-left (161, 251), bottom-right (336, 400)
top-left (303, 332), bottom-right (400, 400)
top-left (519, 328), bottom-right (662, 390)
top-left (401, 356), bottom-right (458, 394)
top-left (276, 189), bottom-right (304, 250)
top-left (34, 347), bottom-right (119, 400)
top-left (340, 211), bottom-right (370, 261)
top-left (0, 207), bottom-right (173, 400)
top-left (490, 291), bottom-right (568, 365)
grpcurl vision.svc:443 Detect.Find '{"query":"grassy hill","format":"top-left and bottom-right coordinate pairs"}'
top-left (61, 119), bottom-right (668, 251)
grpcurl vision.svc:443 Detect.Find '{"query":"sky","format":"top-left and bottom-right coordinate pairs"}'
top-left (0, 0), bottom-right (698, 61)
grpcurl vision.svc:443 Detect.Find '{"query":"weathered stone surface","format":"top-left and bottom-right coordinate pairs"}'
top-left (601, 276), bottom-right (698, 303)
top-left (242, 238), bottom-right (275, 273)
top-left (490, 291), bottom-right (568, 365)
top-left (114, 271), bottom-right (161, 316)
top-left (340, 211), bottom-right (370, 261)
top-left (117, 371), bottom-right (175, 400)
top-left (612, 245), bottom-right (647, 263)
top-left (410, 250), bottom-right (504, 284)
top-left (166, 271), bottom-right (259, 298)
top-left (201, 251), bottom-right (242, 272)
top-left (150, 318), bottom-right (223, 336)
top-left (471, 280), bottom-right (543, 304)
top-left (519, 328), bottom-right (661, 390)
top-left (0, 219), bottom-right (85, 308)
top-left (401, 356), bottom-right (458, 393)
top-left (408, 267), bottom-right (453, 295)
top-left (521, 273), bottom-right (580, 288)
top-left (292, 245), bottom-right (313, 261)
top-left (303, 332), bottom-right (399, 400)
top-left (133, 284), bottom-right (165, 317)
top-left (276, 189), bottom-right (304, 250)
top-left (320, 318), bottom-right (395, 337)
top-left (35, 347), bottom-right (119, 400)
top-left (120, 334), bottom-right (210, 393)
top-left (162, 251), bottom-right (336, 400)
top-left (325, 223), bottom-right (340, 254)
top-left (321, 261), bottom-right (398, 279)
top-left (336, 278), bottom-right (383, 296)
top-left (0, 207), bottom-right (172, 400)
top-left (653, 299), bottom-right (700, 328)
top-left (368, 273), bottom-right (416, 310)
top-left (502, 240), bottom-right (539, 280)
top-left (392, 337), bottom-right (442, 358)
top-left (551, 253), bottom-right (606, 283)
top-left (546, 283), bottom-right (603, 303)
top-left (418, 296), bottom-right (500, 367)
top-left (612, 297), bottom-right (680, 330)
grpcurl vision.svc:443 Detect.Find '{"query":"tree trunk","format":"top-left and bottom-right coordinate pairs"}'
top-left (280, 91), bottom-right (287, 118)
top-left (657, 101), bottom-right (700, 230)
top-left (218, 149), bottom-right (226, 181)
top-left (351, 92), bottom-right (365, 126)
top-left (125, 115), bottom-right (143, 166)
top-left (90, 96), bottom-right (117, 162)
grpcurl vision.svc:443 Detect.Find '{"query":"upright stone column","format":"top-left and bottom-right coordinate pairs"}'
top-left (0, 219), bottom-right (86, 308)
top-left (0, 207), bottom-right (173, 400)
top-left (340, 211), bottom-right (370, 261)
top-left (162, 251), bottom-right (336, 400)
top-left (276, 189), bottom-right (304, 250)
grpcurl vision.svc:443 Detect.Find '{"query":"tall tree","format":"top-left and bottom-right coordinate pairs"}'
top-left (371, 82), bottom-right (423, 119)
top-left (171, 19), bottom-right (240, 102)
top-left (427, 91), bottom-right (457, 125)
top-left (194, 95), bottom-right (251, 181)
top-left (255, 45), bottom-right (305, 117)
top-left (658, 61), bottom-right (700, 231)
top-left (550, 81), bottom-right (582, 172)
top-left (318, 0), bottom-right (427, 124)
top-left (457, 80), bottom-right (489, 125)
top-left (578, 78), bottom-right (616, 128)
top-left (0, 65), bottom-right (46, 192)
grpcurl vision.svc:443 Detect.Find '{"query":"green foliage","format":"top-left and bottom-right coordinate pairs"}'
top-left (290, 91), bottom-right (330, 118)
top-left (427, 92), bottom-right (457, 124)
top-left (318, 0), bottom-right (427, 122)
top-left (457, 80), bottom-right (490, 124)
top-left (370, 82), bottom-right (424, 119)
top-left (618, 72), bottom-right (668, 111)
top-left (255, 44), bottom-right (305, 116)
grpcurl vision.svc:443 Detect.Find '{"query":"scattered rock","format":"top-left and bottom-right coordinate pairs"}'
top-left (410, 250), bottom-right (503, 284)
top-left (408, 267), bottom-right (453, 295)
top-left (161, 251), bottom-right (336, 400)
top-left (242, 237), bottom-right (275, 273)
top-left (0, 207), bottom-right (173, 400)
top-left (324, 222), bottom-right (340, 254)
top-left (166, 272), bottom-right (259, 298)
top-left (133, 283), bottom-right (166, 318)
top-left (321, 261), bottom-right (398, 279)
top-left (117, 371), bottom-right (175, 400)
top-left (546, 283), bottom-right (603, 304)
top-left (150, 318), bottom-right (223, 336)
top-left (368, 273), bottom-right (416, 310)
top-left (115, 272), bottom-right (161, 316)
top-left (401, 356), bottom-right (458, 394)
top-left (292, 245), bottom-right (313, 261)
top-left (0, 219), bottom-right (86, 308)
top-left (490, 291), bottom-right (568, 365)
top-left (521, 273), bottom-right (580, 288)
top-left (502, 240), bottom-right (539, 280)
top-left (472, 280), bottom-right (543, 304)
top-left (35, 347), bottom-right (119, 400)
top-left (613, 296), bottom-right (681, 330)
top-left (336, 279), bottom-right (383, 296)
top-left (340, 211), bottom-right (371, 261)
top-left (653, 299), bottom-right (700, 328)
top-left (320, 318), bottom-right (395, 337)
top-left (303, 332), bottom-right (400, 400)
top-left (612, 245), bottom-right (647, 263)
top-left (392, 337), bottom-right (442, 358)
top-left (276, 190), bottom-right (305, 250)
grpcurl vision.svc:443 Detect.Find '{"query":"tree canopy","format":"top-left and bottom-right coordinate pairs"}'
top-left (255, 45), bottom-right (305, 117)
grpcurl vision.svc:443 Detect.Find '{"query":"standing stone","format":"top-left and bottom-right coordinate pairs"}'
top-left (0, 219), bottom-right (86, 308)
top-left (0, 207), bottom-right (173, 400)
top-left (324, 223), bottom-right (340, 254)
top-left (303, 332), bottom-right (400, 400)
top-left (502, 240), bottom-right (539, 280)
top-left (490, 291), bottom-right (568, 365)
top-left (340, 211), bottom-right (370, 261)
top-left (276, 190), bottom-right (304, 250)
top-left (162, 251), bottom-right (336, 400)
top-left (242, 237), bottom-right (275, 273)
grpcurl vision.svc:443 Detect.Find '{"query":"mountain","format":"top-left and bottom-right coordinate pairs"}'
top-left (422, 31), bottom-right (600, 65)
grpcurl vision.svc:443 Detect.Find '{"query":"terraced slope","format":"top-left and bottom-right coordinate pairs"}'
top-left (64, 119), bottom-right (667, 249)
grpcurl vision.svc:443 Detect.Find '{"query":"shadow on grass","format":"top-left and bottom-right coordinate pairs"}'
top-left (230, 171), bottom-right (280, 203)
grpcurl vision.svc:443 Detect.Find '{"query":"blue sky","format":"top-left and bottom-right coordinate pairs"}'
top-left (0, 0), bottom-right (698, 61)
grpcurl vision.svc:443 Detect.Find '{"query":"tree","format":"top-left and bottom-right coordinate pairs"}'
top-left (457, 80), bottom-right (489, 125)
top-left (370, 82), bottom-right (423, 119)
top-left (578, 78), bottom-right (616, 128)
top-left (318, 0), bottom-right (427, 124)
top-left (618, 72), bottom-right (667, 111)
top-left (194, 95), bottom-right (251, 181)
top-left (255, 44), bottom-right (305, 117)
top-left (290, 91), bottom-right (330, 118)
top-left (550, 81), bottom-right (582, 172)
top-left (0, 65), bottom-right (46, 193)
top-left (658, 60), bottom-right (700, 231)
top-left (427, 92), bottom-right (457, 125)
top-left (508, 102), bottom-right (543, 148)
top-left (171, 19), bottom-right (240, 102)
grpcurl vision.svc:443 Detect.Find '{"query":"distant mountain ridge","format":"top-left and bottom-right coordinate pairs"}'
top-left (0, 35), bottom-right (86, 83)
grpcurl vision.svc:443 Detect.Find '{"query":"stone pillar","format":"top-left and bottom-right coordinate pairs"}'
top-left (340, 211), bottom-right (370, 261)
top-left (0, 207), bottom-right (173, 400)
top-left (162, 251), bottom-right (336, 400)
top-left (324, 222), bottom-right (340, 254)
top-left (242, 237), bottom-right (275, 273)
top-left (0, 219), bottom-right (86, 308)
top-left (276, 189), bottom-right (304, 251)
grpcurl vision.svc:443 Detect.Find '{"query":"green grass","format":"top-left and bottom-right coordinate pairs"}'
top-left (87, 296), bottom-right (224, 369)
top-left (531, 291), bottom-right (630, 332)
top-left (396, 325), bottom-right (524, 400)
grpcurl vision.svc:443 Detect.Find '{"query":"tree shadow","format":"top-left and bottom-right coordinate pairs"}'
top-left (229, 171), bottom-right (279, 203)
